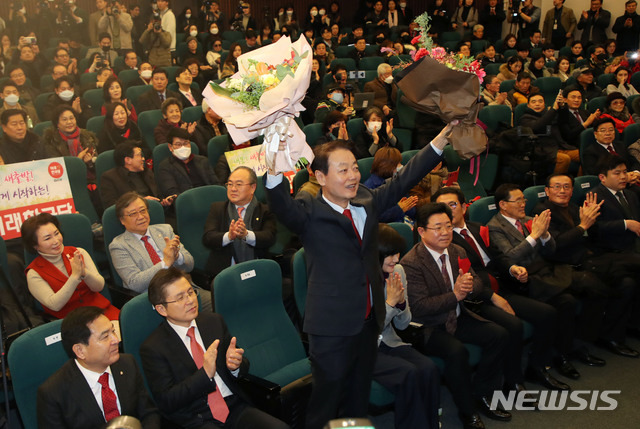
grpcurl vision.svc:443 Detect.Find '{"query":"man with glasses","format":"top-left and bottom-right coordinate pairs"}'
top-left (401, 202), bottom-right (511, 429)
top-left (489, 183), bottom-right (607, 382)
top-left (534, 172), bottom-right (639, 358)
top-left (156, 127), bottom-right (218, 199)
top-left (558, 87), bottom-right (601, 152)
top-left (108, 192), bottom-right (211, 306)
top-left (203, 166), bottom-right (277, 280)
top-left (140, 268), bottom-right (288, 429)
top-left (582, 117), bottom-right (640, 176)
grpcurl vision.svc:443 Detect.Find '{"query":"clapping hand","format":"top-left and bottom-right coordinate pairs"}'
top-left (385, 271), bottom-right (405, 307)
top-left (226, 337), bottom-right (245, 371)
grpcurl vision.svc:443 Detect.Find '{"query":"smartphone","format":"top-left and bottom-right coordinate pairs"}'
top-left (25, 36), bottom-right (37, 45)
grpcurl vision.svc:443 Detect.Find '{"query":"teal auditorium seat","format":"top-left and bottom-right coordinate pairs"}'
top-left (86, 115), bottom-right (105, 136)
top-left (174, 185), bottom-right (228, 274)
top-left (292, 169), bottom-right (309, 195)
top-left (587, 96), bottom-right (606, 114)
top-left (33, 121), bottom-right (52, 137)
top-left (137, 109), bottom-right (163, 149)
top-left (125, 85), bottom-right (152, 111)
top-left (95, 149), bottom-right (115, 189)
top-left (478, 104), bottom-right (512, 131)
top-left (499, 79), bottom-right (515, 93)
top-left (63, 156), bottom-right (99, 223)
top-left (623, 123), bottom-right (640, 147)
top-left (303, 122), bottom-right (324, 147)
top-left (387, 222), bottom-right (414, 256)
top-left (8, 320), bottom-right (66, 429)
top-left (523, 185), bottom-right (547, 216)
top-left (357, 157), bottom-right (374, 183)
top-left (532, 76), bottom-right (562, 106)
top-left (82, 88), bottom-right (104, 116)
top-left (467, 196), bottom-right (497, 225)
top-left (571, 175), bottom-right (599, 205)
top-left (182, 105), bottom-right (203, 123)
top-left (359, 56), bottom-right (384, 71)
top-left (207, 135), bottom-right (232, 169)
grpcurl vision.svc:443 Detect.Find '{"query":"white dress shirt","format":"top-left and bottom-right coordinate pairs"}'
top-left (75, 361), bottom-right (122, 418)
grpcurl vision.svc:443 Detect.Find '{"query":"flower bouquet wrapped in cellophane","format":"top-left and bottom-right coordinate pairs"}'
top-left (202, 36), bottom-right (314, 172)
top-left (395, 13), bottom-right (487, 160)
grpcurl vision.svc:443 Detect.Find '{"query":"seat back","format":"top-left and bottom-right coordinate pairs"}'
top-left (102, 200), bottom-right (165, 287)
top-left (79, 72), bottom-right (98, 87)
top-left (174, 185), bottom-right (228, 272)
top-left (467, 196), bottom-right (497, 224)
top-left (387, 222), bottom-right (414, 256)
top-left (484, 62), bottom-right (503, 76)
top-left (357, 157), bottom-right (374, 183)
top-left (579, 128), bottom-right (597, 173)
top-left (214, 260), bottom-right (308, 385)
top-left (95, 150), bottom-right (115, 189)
top-left (441, 31), bottom-right (461, 43)
top-left (359, 56), bottom-right (383, 71)
top-left (118, 69), bottom-right (140, 87)
top-left (396, 89), bottom-right (417, 130)
top-left (587, 96), bottom-right (607, 114)
top-left (401, 149), bottom-right (418, 165)
top-left (164, 66), bottom-right (181, 83)
top-left (182, 105), bottom-right (203, 123)
top-left (125, 85), bottom-right (153, 111)
top-left (8, 320), bottom-right (67, 429)
top-left (34, 92), bottom-right (53, 120)
top-left (303, 122), bottom-right (324, 147)
top-left (513, 103), bottom-right (528, 126)
top-left (346, 117), bottom-right (365, 140)
top-left (33, 121), bottom-right (52, 137)
top-left (137, 109), bottom-right (163, 149)
top-left (523, 185), bottom-right (547, 216)
top-left (597, 73), bottom-right (615, 89)
top-left (82, 88), bottom-right (104, 116)
top-left (86, 115), bottom-right (105, 136)
top-left (471, 40), bottom-right (488, 55)
top-left (292, 168), bottom-right (310, 196)
top-left (291, 248), bottom-right (307, 319)
top-left (478, 104), bottom-right (512, 131)
top-left (330, 58), bottom-right (356, 71)
top-left (532, 76), bottom-right (562, 106)
top-left (623, 123), bottom-right (640, 147)
top-left (499, 79), bottom-right (515, 93)
top-left (207, 135), bottom-right (232, 169)
top-left (64, 157), bottom-right (99, 223)
top-left (571, 175), bottom-right (600, 205)
top-left (394, 128), bottom-right (413, 152)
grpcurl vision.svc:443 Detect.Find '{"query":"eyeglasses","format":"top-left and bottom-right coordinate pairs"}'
top-left (164, 287), bottom-right (199, 305)
top-left (505, 198), bottom-right (527, 205)
top-left (213, 43), bottom-right (222, 47)
top-left (596, 128), bottom-right (615, 134)
top-left (172, 140), bottom-right (190, 148)
top-left (225, 182), bottom-right (252, 189)
top-left (444, 202), bottom-right (459, 209)
top-left (123, 207), bottom-right (148, 218)
top-left (425, 224), bottom-right (454, 233)
top-left (549, 184), bottom-right (572, 191)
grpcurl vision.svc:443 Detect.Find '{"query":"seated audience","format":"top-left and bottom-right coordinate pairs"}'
top-left (480, 75), bottom-right (512, 109)
top-left (175, 66), bottom-right (203, 108)
top-left (0, 80), bottom-right (39, 125)
top-left (568, 41), bottom-right (584, 63)
top-left (552, 56), bottom-right (572, 83)
top-left (478, 43), bottom-right (504, 68)
top-left (44, 76), bottom-right (92, 128)
top-left (131, 61), bottom-right (154, 88)
top-left (156, 127), bottom-right (219, 198)
top-left (154, 98), bottom-right (197, 146)
top-left (97, 102), bottom-right (143, 153)
top-left (364, 146), bottom-right (418, 223)
top-left (80, 67), bottom-right (113, 94)
top-left (108, 192), bottom-right (198, 298)
top-left (193, 99), bottom-right (228, 156)
top-left (202, 166), bottom-right (277, 279)
top-left (137, 68), bottom-right (180, 113)
top-left (22, 213), bottom-right (119, 320)
top-left (601, 92), bottom-right (637, 134)
top-left (606, 67), bottom-right (640, 97)
top-left (401, 203), bottom-right (511, 429)
top-left (221, 43), bottom-right (242, 79)
top-left (582, 117), bottom-right (640, 176)
top-left (507, 72), bottom-right (539, 106)
top-left (363, 63), bottom-right (397, 118)
top-left (315, 85), bottom-right (353, 124)
top-left (354, 106), bottom-right (397, 159)
top-left (373, 223), bottom-right (440, 428)
top-left (139, 268), bottom-right (288, 428)
top-left (541, 43), bottom-right (556, 63)
top-left (101, 76), bottom-right (137, 122)
top-left (316, 110), bottom-right (351, 146)
top-left (557, 87), bottom-right (601, 152)
top-left (348, 37), bottom-right (371, 68)
top-left (99, 141), bottom-right (175, 209)
top-left (525, 53), bottom-right (551, 79)
top-left (573, 68), bottom-right (603, 103)
top-left (6, 65), bottom-right (39, 106)
top-left (0, 109), bottom-right (47, 164)
top-left (497, 56), bottom-right (524, 82)
top-left (37, 307), bottom-right (160, 428)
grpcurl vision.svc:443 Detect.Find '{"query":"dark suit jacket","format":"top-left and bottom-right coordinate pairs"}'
top-left (582, 139), bottom-right (640, 176)
top-left (137, 89), bottom-right (180, 113)
top-left (363, 77), bottom-right (397, 112)
top-left (266, 144), bottom-right (442, 336)
top-left (532, 200), bottom-right (588, 265)
top-left (592, 183), bottom-right (640, 253)
top-left (400, 242), bottom-right (482, 341)
top-left (37, 354), bottom-right (160, 429)
top-left (177, 90), bottom-right (204, 109)
top-left (140, 313), bottom-right (250, 427)
top-left (557, 107), bottom-right (588, 150)
top-left (577, 9), bottom-right (611, 45)
top-left (202, 200), bottom-right (277, 278)
top-left (99, 166), bottom-right (159, 208)
top-left (156, 154), bottom-right (219, 198)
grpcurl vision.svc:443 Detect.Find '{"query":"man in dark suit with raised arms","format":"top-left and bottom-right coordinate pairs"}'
top-left (140, 268), bottom-right (289, 429)
top-left (37, 306), bottom-right (160, 428)
top-left (264, 122), bottom-right (456, 429)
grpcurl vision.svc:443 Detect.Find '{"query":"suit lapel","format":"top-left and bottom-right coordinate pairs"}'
top-left (497, 214), bottom-right (526, 243)
top-left (416, 243), bottom-right (448, 293)
top-left (124, 231), bottom-right (153, 267)
top-left (66, 360), bottom-right (109, 424)
top-left (111, 359), bottom-right (131, 415)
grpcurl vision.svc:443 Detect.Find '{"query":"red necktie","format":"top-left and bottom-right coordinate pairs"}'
top-left (515, 220), bottom-right (525, 236)
top-left (460, 229), bottom-right (484, 267)
top-left (343, 208), bottom-right (371, 318)
top-left (440, 254), bottom-right (457, 335)
top-left (98, 373), bottom-right (120, 422)
top-left (141, 236), bottom-right (161, 265)
top-left (237, 206), bottom-right (244, 219)
top-left (607, 145), bottom-right (618, 155)
top-left (187, 327), bottom-right (229, 423)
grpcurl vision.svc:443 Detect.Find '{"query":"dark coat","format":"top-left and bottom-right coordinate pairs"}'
top-left (0, 131), bottom-right (48, 164)
top-left (582, 139), bottom-right (640, 176)
top-left (99, 166), bottom-right (159, 208)
top-left (97, 122), bottom-right (142, 153)
top-left (136, 89), bottom-right (180, 113)
top-left (156, 154), bottom-right (219, 198)
top-left (591, 183), bottom-right (640, 253)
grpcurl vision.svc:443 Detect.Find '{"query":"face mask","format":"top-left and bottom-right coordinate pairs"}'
top-left (190, 30), bottom-right (198, 37)
top-left (367, 121), bottom-right (382, 133)
top-left (399, 2), bottom-right (407, 7)
top-left (319, 9), bottom-right (325, 15)
top-left (59, 89), bottom-right (74, 101)
top-left (287, 10), bottom-right (293, 15)
top-left (173, 146), bottom-right (191, 161)
top-left (102, 45), bottom-right (110, 53)
top-left (311, 10), bottom-right (318, 17)
top-left (384, 76), bottom-right (393, 84)
top-left (596, 53), bottom-right (607, 61)
top-left (4, 94), bottom-right (19, 106)
top-left (185, 13), bottom-right (191, 19)
top-left (330, 92), bottom-right (344, 104)
top-left (376, 36), bottom-right (385, 42)
top-left (210, 28), bottom-right (219, 35)
top-left (141, 69), bottom-right (152, 79)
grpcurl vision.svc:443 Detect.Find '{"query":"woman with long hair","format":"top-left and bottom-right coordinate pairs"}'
top-left (552, 56), bottom-right (571, 83)
top-left (221, 42), bottom-right (242, 78)
top-left (101, 76), bottom-right (137, 122)
top-left (98, 101), bottom-right (143, 153)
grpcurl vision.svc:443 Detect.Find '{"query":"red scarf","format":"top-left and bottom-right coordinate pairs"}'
top-left (59, 127), bottom-right (82, 156)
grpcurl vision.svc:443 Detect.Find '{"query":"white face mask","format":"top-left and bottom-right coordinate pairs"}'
top-left (141, 69), bottom-right (152, 79)
top-left (310, 10), bottom-right (318, 17)
top-left (384, 76), bottom-right (393, 84)
top-left (399, 2), bottom-right (407, 8)
top-left (173, 146), bottom-right (191, 160)
top-left (59, 89), bottom-right (74, 101)
top-left (319, 9), bottom-right (326, 15)
top-left (210, 28), bottom-right (219, 35)
top-left (4, 94), bottom-right (19, 106)
top-left (185, 13), bottom-right (191, 19)
top-left (367, 121), bottom-right (382, 133)
top-left (19, 7), bottom-right (27, 14)
top-left (190, 30), bottom-right (198, 37)
top-left (287, 10), bottom-right (293, 15)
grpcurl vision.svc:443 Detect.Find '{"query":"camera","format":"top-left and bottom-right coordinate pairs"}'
top-left (153, 20), bottom-right (162, 31)
top-left (25, 36), bottom-right (38, 45)
top-left (510, 0), bottom-right (522, 18)
top-left (95, 54), bottom-right (105, 69)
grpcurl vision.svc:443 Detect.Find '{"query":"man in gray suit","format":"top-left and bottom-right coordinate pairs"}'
top-left (488, 183), bottom-right (606, 383)
top-left (108, 192), bottom-right (211, 308)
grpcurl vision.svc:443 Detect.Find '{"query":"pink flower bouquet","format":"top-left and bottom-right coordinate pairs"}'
top-left (202, 36), bottom-right (314, 172)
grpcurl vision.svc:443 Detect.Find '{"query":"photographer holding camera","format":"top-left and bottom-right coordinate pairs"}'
top-left (89, 0), bottom-right (109, 46)
top-left (98, 0), bottom-right (134, 52)
top-left (200, 0), bottom-right (226, 33)
top-left (230, 2), bottom-right (257, 33)
top-left (155, 0), bottom-right (176, 53)
top-left (53, 0), bottom-right (89, 41)
top-left (85, 33), bottom-right (118, 66)
top-left (140, 17), bottom-right (172, 67)
top-left (507, 0), bottom-right (540, 41)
